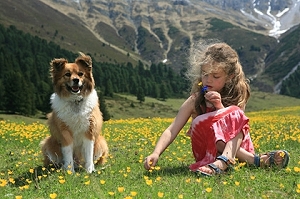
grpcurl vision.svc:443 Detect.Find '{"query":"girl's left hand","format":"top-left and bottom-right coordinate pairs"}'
top-left (205, 91), bottom-right (224, 110)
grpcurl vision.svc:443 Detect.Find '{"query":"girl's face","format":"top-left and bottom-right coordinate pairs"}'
top-left (201, 64), bottom-right (228, 93)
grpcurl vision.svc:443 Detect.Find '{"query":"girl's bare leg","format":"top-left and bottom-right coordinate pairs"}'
top-left (217, 137), bottom-right (287, 167)
top-left (199, 132), bottom-right (243, 173)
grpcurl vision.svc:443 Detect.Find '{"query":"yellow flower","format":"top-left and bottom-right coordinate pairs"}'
top-left (158, 192), bottom-right (164, 198)
top-left (205, 187), bottom-right (212, 193)
top-left (185, 178), bottom-right (191, 183)
top-left (146, 179), bottom-right (153, 186)
top-left (250, 176), bottom-right (255, 180)
top-left (49, 193), bottom-right (57, 199)
top-left (100, 180), bottom-right (106, 185)
top-left (294, 167), bottom-right (300, 172)
top-left (235, 181), bottom-right (240, 186)
top-left (130, 191), bottom-right (137, 196)
top-left (29, 169), bottom-right (34, 174)
top-left (67, 170), bottom-right (73, 175)
top-left (15, 196), bottom-right (22, 199)
top-left (198, 82), bottom-right (203, 86)
top-left (59, 179), bottom-right (65, 184)
top-left (84, 180), bottom-right (90, 185)
top-left (178, 194), bottom-right (184, 198)
top-left (279, 151), bottom-right (285, 158)
top-left (118, 186), bottom-right (125, 193)
top-left (279, 183), bottom-right (284, 188)
top-left (108, 192), bottom-right (115, 196)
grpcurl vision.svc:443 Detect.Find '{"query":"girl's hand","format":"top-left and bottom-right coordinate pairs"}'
top-left (205, 91), bottom-right (224, 110)
top-left (144, 153), bottom-right (159, 170)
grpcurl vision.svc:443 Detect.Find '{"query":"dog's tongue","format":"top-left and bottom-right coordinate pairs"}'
top-left (72, 86), bottom-right (80, 92)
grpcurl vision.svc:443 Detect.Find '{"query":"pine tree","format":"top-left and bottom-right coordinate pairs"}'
top-left (98, 91), bottom-right (110, 121)
top-left (136, 86), bottom-right (145, 103)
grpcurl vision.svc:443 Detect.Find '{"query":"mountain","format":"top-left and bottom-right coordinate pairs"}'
top-left (0, 0), bottom-right (300, 94)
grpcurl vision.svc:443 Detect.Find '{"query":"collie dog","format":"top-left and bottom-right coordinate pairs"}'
top-left (40, 52), bottom-right (108, 173)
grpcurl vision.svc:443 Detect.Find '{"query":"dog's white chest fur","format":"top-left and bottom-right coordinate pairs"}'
top-left (50, 89), bottom-right (98, 134)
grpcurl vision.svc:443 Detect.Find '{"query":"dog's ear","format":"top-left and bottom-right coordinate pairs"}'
top-left (75, 52), bottom-right (92, 70)
top-left (50, 58), bottom-right (68, 74)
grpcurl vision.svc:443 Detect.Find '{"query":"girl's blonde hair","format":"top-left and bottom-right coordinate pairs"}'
top-left (186, 40), bottom-right (250, 115)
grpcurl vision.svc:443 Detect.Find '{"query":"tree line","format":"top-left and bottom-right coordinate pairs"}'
top-left (0, 25), bottom-right (189, 120)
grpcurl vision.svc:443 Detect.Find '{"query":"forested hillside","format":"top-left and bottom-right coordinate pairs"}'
top-left (0, 24), bottom-right (188, 118)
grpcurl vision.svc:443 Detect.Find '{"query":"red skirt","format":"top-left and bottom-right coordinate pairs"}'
top-left (188, 106), bottom-right (255, 171)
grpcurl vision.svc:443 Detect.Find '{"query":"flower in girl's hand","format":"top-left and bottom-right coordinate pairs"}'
top-left (201, 86), bottom-right (208, 94)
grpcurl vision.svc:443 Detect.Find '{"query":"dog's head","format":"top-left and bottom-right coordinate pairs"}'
top-left (50, 52), bottom-right (94, 98)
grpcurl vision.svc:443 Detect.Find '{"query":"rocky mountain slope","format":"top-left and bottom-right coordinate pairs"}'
top-left (0, 0), bottom-right (299, 94)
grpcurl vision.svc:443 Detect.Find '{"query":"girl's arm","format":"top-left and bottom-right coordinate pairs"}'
top-left (144, 95), bottom-right (195, 170)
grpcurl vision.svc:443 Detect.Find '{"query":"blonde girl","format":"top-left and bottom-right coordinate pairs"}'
top-left (144, 41), bottom-right (289, 176)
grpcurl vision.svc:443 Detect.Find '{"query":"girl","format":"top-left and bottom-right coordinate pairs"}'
top-left (144, 41), bottom-right (289, 176)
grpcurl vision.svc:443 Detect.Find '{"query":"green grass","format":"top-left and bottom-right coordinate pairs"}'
top-left (0, 106), bottom-right (299, 198)
top-left (105, 92), bottom-right (300, 119)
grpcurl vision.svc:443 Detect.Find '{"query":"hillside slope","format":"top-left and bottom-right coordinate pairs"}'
top-left (0, 0), bottom-right (300, 95)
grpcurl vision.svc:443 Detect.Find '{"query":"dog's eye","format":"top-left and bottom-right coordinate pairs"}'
top-left (78, 72), bottom-right (84, 77)
top-left (65, 72), bottom-right (71, 77)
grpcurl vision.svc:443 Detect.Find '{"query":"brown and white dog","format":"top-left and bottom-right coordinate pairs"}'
top-left (40, 52), bottom-right (108, 173)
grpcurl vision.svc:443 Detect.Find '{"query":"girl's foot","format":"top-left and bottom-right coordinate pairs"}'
top-left (197, 155), bottom-right (235, 176)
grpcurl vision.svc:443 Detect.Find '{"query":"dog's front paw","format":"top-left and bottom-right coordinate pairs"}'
top-left (85, 163), bottom-right (95, 173)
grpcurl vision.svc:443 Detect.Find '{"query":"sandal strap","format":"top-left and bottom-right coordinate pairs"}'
top-left (216, 155), bottom-right (235, 166)
top-left (254, 154), bottom-right (260, 167)
top-left (208, 163), bottom-right (222, 174)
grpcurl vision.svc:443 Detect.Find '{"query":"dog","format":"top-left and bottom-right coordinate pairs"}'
top-left (40, 52), bottom-right (108, 173)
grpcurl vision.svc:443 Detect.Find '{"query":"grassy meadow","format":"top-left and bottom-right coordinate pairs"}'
top-left (0, 105), bottom-right (300, 198)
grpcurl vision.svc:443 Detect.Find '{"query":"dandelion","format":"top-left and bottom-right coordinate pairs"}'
top-left (108, 192), bottom-right (115, 196)
top-left (158, 192), bottom-right (164, 198)
top-left (59, 179), bottom-right (65, 184)
top-left (178, 194), bottom-right (184, 198)
top-left (49, 193), bottom-right (57, 199)
top-left (67, 170), bottom-right (73, 175)
top-left (146, 179), bottom-right (153, 186)
top-left (130, 191), bottom-right (137, 196)
top-left (118, 186), bottom-right (125, 192)
top-left (279, 183), bottom-right (284, 188)
top-left (196, 178), bottom-right (201, 183)
top-left (285, 167), bottom-right (291, 172)
top-left (29, 168), bottom-right (34, 174)
top-left (9, 178), bottom-right (15, 184)
top-left (84, 180), bottom-right (90, 185)
top-left (15, 196), bottom-right (22, 199)
top-left (23, 185), bottom-right (29, 189)
top-left (185, 178), bottom-right (191, 183)
top-left (223, 181), bottom-right (228, 185)
top-left (205, 187), bottom-right (212, 193)
top-left (250, 176), bottom-right (255, 180)
top-left (0, 179), bottom-right (8, 187)
top-left (294, 167), bottom-right (300, 172)
top-left (235, 181), bottom-right (240, 186)
top-left (100, 180), bottom-right (106, 185)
